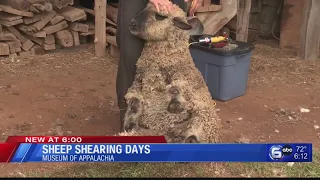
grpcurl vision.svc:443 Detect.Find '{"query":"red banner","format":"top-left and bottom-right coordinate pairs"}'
top-left (0, 143), bottom-right (19, 163)
top-left (5, 136), bottom-right (167, 143)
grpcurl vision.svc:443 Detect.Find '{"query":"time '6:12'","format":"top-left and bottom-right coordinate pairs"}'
top-left (294, 153), bottom-right (308, 160)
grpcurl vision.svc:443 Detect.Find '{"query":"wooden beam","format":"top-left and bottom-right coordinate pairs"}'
top-left (76, 6), bottom-right (116, 26)
top-left (196, 5), bottom-right (223, 12)
top-left (203, 0), bottom-right (211, 6)
top-left (0, 0), bottom-right (31, 11)
top-left (236, 0), bottom-right (251, 42)
top-left (94, 0), bottom-right (106, 57)
top-left (200, 0), bottom-right (237, 35)
top-left (47, 0), bottom-right (74, 9)
top-left (298, 0), bottom-right (320, 60)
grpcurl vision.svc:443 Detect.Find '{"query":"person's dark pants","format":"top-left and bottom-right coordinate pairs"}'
top-left (116, 0), bottom-right (187, 131)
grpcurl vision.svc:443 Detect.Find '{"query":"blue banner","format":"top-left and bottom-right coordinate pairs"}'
top-left (10, 143), bottom-right (312, 163)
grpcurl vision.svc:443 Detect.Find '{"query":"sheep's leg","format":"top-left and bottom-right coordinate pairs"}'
top-left (122, 78), bottom-right (144, 131)
top-left (184, 135), bottom-right (200, 143)
top-left (167, 97), bottom-right (184, 113)
top-left (179, 111), bottom-right (203, 143)
top-left (183, 127), bottom-right (201, 143)
top-left (123, 97), bottom-right (143, 132)
top-left (167, 86), bottom-right (185, 114)
top-left (183, 110), bottom-right (220, 143)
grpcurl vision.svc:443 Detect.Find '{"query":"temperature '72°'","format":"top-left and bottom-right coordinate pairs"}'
top-left (296, 146), bottom-right (307, 153)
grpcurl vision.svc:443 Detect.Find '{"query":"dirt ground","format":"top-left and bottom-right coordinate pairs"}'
top-left (0, 40), bottom-right (319, 177)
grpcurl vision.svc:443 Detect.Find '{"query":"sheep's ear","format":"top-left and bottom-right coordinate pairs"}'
top-left (172, 17), bottom-right (193, 30)
top-left (186, 17), bottom-right (204, 35)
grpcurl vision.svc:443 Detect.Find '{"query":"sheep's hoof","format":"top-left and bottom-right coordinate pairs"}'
top-left (128, 97), bottom-right (140, 114)
top-left (167, 97), bottom-right (184, 113)
top-left (166, 76), bottom-right (172, 84)
top-left (183, 110), bottom-right (193, 121)
top-left (138, 122), bottom-right (150, 129)
top-left (168, 86), bottom-right (180, 95)
top-left (124, 121), bottom-right (136, 132)
top-left (184, 135), bottom-right (200, 143)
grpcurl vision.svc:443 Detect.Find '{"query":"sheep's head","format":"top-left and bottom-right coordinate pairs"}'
top-left (129, 3), bottom-right (203, 41)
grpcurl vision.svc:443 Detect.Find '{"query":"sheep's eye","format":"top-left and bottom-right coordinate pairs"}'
top-left (155, 13), bottom-right (168, 21)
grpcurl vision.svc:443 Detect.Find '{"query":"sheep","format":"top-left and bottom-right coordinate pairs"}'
top-left (120, 2), bottom-right (221, 143)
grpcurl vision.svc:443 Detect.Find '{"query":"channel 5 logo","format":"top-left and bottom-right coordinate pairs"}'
top-left (269, 144), bottom-right (293, 160)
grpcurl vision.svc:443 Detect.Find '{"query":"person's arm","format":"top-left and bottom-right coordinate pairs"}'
top-left (149, 0), bottom-right (174, 13)
top-left (185, 0), bottom-right (203, 16)
top-left (145, 0), bottom-right (202, 15)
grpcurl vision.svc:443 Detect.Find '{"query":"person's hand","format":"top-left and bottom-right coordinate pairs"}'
top-left (185, 0), bottom-right (203, 16)
top-left (149, 0), bottom-right (173, 13)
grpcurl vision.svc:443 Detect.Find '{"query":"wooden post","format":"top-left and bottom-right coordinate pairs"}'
top-left (94, 0), bottom-right (106, 57)
top-left (280, 0), bottom-right (305, 48)
top-left (236, 0), bottom-right (251, 42)
top-left (298, 0), bottom-right (320, 60)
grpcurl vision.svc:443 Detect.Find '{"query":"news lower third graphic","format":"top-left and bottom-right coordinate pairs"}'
top-left (0, 136), bottom-right (313, 163)
top-left (267, 144), bottom-right (312, 162)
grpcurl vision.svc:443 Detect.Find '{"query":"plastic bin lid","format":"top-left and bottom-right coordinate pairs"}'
top-left (189, 34), bottom-right (255, 56)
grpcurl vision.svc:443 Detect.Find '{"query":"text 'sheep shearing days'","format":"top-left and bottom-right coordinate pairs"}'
top-left (41, 144), bottom-right (151, 162)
